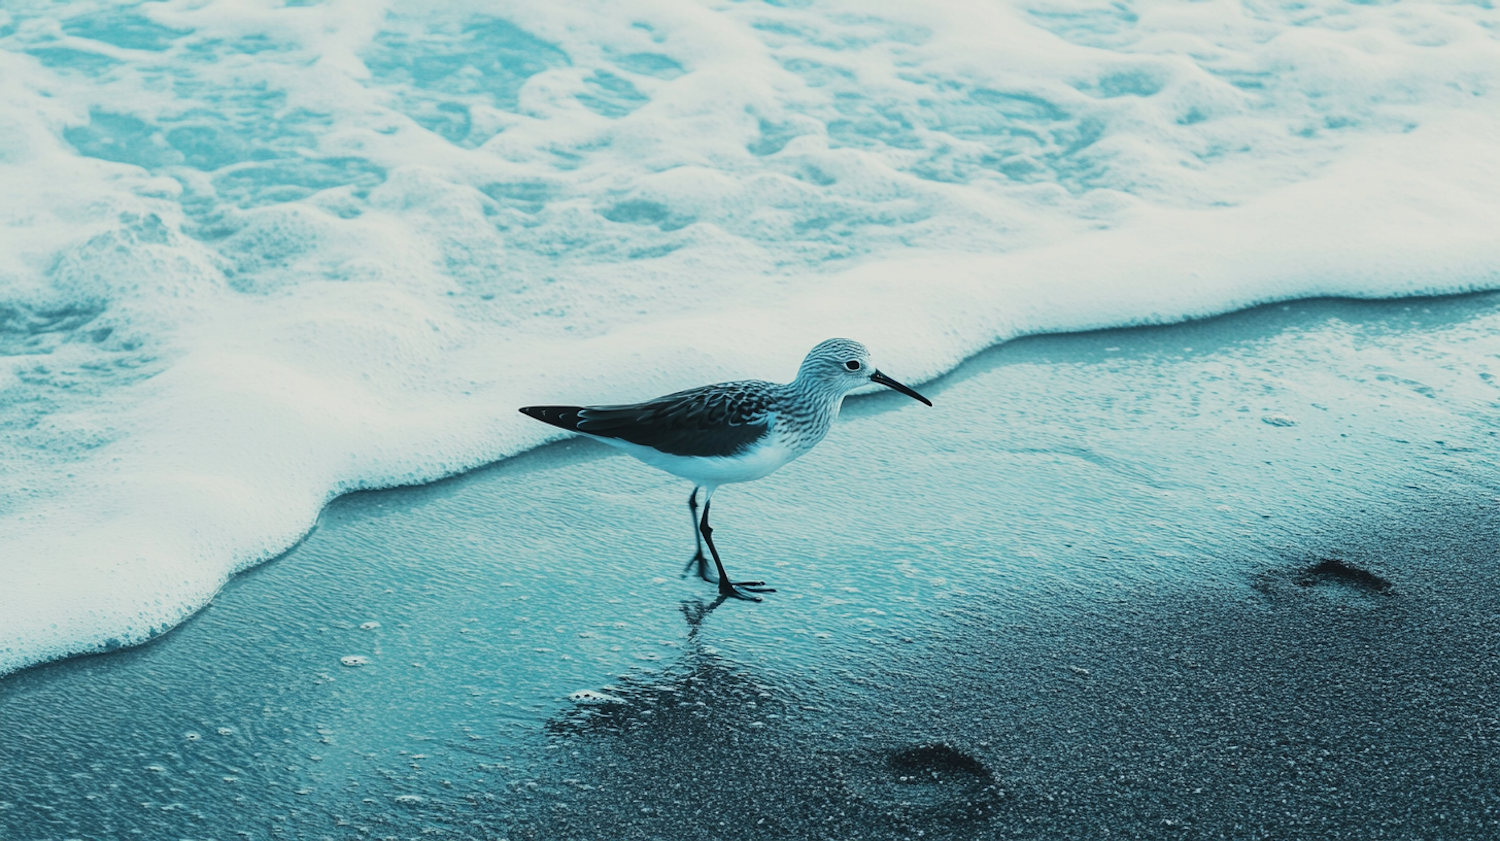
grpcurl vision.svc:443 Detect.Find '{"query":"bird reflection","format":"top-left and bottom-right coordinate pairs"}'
top-left (679, 596), bottom-right (728, 640)
top-left (546, 597), bottom-right (777, 741)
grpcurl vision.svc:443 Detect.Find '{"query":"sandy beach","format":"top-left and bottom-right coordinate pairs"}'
top-left (6, 293), bottom-right (1500, 839)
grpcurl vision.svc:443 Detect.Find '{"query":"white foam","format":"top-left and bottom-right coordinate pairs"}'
top-left (3, 0), bottom-right (1500, 674)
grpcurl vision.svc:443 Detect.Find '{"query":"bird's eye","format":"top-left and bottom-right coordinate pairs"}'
top-left (845, 360), bottom-right (861, 371)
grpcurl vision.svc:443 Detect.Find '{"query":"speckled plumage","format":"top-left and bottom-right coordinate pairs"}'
top-left (521, 381), bottom-right (774, 459)
top-left (519, 338), bottom-right (931, 600)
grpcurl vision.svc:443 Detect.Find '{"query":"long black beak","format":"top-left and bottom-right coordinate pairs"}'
top-left (870, 370), bottom-right (933, 406)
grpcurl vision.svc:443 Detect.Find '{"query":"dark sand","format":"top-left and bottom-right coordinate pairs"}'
top-left (5, 294), bottom-right (1500, 840)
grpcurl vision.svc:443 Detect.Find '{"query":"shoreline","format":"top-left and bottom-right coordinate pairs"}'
top-left (4, 285), bottom-right (1488, 681)
top-left (5, 291), bottom-right (1500, 839)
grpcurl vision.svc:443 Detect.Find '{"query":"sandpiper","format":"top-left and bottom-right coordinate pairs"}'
top-left (519, 338), bottom-right (932, 601)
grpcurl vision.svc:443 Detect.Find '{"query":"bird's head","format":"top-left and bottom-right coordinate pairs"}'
top-left (798, 338), bottom-right (932, 405)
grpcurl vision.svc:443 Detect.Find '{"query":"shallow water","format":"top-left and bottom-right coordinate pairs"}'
top-left (5, 292), bottom-right (1500, 839)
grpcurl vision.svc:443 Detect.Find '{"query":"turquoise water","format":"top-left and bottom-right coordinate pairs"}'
top-left (5, 293), bottom-right (1500, 838)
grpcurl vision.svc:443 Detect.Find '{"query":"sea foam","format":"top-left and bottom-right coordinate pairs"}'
top-left (2, 0), bottom-right (1499, 674)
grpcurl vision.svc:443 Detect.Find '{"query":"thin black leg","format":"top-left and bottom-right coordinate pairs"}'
top-left (682, 487), bottom-right (713, 582)
top-left (698, 495), bottom-right (775, 601)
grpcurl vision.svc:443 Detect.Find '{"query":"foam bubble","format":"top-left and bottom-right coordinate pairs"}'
top-left (569, 689), bottom-right (626, 705)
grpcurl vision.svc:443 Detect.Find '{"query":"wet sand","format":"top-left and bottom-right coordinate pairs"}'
top-left (5, 293), bottom-right (1500, 840)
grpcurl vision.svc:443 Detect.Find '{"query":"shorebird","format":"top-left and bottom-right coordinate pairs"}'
top-left (519, 338), bottom-right (932, 601)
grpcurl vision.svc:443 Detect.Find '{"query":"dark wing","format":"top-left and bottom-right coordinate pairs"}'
top-left (519, 381), bottom-right (773, 458)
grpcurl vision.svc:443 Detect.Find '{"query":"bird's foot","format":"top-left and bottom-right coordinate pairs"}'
top-left (682, 551), bottom-right (714, 583)
top-left (718, 578), bottom-right (776, 602)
